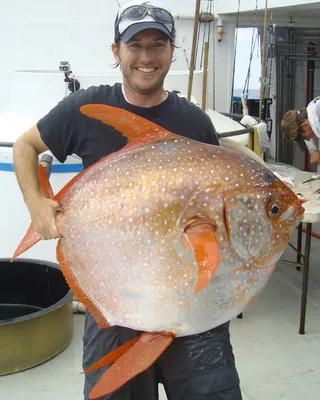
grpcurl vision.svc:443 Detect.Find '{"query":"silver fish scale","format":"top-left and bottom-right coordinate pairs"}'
top-left (57, 137), bottom-right (302, 336)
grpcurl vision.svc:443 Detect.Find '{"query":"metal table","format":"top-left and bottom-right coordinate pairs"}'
top-left (280, 170), bottom-right (320, 334)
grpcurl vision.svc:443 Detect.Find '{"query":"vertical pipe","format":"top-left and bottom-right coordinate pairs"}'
top-left (304, 43), bottom-right (313, 171)
top-left (296, 223), bottom-right (303, 271)
top-left (202, 42), bottom-right (209, 111)
top-left (187, 0), bottom-right (201, 101)
top-left (309, 43), bottom-right (316, 101)
top-left (299, 223), bottom-right (312, 335)
top-left (275, 45), bottom-right (281, 162)
top-left (259, 0), bottom-right (268, 122)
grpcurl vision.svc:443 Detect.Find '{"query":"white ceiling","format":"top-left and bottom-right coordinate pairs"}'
top-left (223, 3), bottom-right (320, 28)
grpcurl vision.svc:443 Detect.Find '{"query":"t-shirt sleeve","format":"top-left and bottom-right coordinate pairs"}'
top-left (305, 137), bottom-right (318, 153)
top-left (202, 116), bottom-right (220, 146)
top-left (37, 91), bottom-right (83, 163)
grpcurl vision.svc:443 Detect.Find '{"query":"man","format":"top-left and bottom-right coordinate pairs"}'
top-left (281, 96), bottom-right (320, 165)
top-left (13, 1), bottom-right (242, 399)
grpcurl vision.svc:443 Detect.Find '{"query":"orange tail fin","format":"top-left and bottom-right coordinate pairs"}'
top-left (11, 164), bottom-right (54, 261)
top-left (89, 332), bottom-right (174, 400)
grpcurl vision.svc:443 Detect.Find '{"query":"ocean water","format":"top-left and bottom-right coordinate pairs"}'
top-left (233, 88), bottom-right (260, 99)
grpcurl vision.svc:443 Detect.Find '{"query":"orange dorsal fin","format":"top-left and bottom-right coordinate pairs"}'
top-left (11, 164), bottom-right (55, 261)
top-left (54, 105), bottom-right (176, 204)
top-left (80, 104), bottom-right (174, 146)
top-left (184, 218), bottom-right (220, 293)
top-left (83, 335), bottom-right (141, 374)
top-left (56, 239), bottom-right (110, 329)
top-left (89, 332), bottom-right (174, 399)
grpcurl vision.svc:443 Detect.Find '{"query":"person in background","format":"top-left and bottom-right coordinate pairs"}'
top-left (281, 96), bottom-right (320, 165)
top-left (12, 0), bottom-right (243, 399)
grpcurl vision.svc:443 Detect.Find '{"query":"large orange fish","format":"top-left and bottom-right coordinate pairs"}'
top-left (12, 105), bottom-right (304, 399)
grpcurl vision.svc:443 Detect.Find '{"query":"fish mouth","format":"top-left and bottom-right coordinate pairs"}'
top-left (298, 206), bottom-right (305, 218)
top-left (285, 205), bottom-right (305, 224)
top-left (184, 217), bottom-right (217, 232)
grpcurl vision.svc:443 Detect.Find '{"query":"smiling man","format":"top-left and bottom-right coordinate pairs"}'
top-left (13, 1), bottom-right (242, 399)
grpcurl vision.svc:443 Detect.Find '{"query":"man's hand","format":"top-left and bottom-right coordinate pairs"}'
top-left (13, 125), bottom-right (62, 241)
top-left (310, 150), bottom-right (320, 165)
top-left (26, 195), bottom-right (62, 240)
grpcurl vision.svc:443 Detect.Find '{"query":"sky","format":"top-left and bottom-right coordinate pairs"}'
top-left (234, 27), bottom-right (261, 90)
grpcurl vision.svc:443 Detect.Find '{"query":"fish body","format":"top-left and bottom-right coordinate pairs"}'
top-left (55, 135), bottom-right (301, 336)
top-left (13, 105), bottom-right (304, 398)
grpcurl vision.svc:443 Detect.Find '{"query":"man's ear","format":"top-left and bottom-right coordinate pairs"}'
top-left (170, 42), bottom-right (175, 57)
top-left (112, 42), bottom-right (120, 64)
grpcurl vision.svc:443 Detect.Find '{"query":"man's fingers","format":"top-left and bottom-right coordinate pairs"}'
top-left (38, 228), bottom-right (61, 240)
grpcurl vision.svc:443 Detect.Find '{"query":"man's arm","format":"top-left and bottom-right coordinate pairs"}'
top-left (305, 137), bottom-right (318, 154)
top-left (310, 150), bottom-right (320, 165)
top-left (202, 118), bottom-right (220, 146)
top-left (13, 125), bottom-right (62, 239)
top-left (303, 137), bottom-right (320, 165)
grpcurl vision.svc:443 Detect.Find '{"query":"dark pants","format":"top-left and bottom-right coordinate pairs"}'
top-left (83, 312), bottom-right (242, 400)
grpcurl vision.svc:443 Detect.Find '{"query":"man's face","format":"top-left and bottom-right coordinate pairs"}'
top-left (301, 120), bottom-right (316, 141)
top-left (112, 29), bottom-right (174, 96)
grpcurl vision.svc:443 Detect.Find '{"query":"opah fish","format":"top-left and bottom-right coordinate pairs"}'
top-left (12, 105), bottom-right (304, 399)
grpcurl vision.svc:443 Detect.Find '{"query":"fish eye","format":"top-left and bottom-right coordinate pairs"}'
top-left (268, 200), bottom-right (282, 218)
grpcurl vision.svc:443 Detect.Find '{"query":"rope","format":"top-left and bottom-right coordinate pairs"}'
top-left (266, 21), bottom-right (276, 101)
top-left (259, 0), bottom-right (269, 122)
top-left (243, 0), bottom-right (258, 101)
top-left (229, 0), bottom-right (241, 113)
top-left (200, 0), bottom-right (211, 69)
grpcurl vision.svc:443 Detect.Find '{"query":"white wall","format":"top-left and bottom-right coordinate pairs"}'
top-left (1, 0), bottom-right (231, 117)
top-left (6, 70), bottom-right (205, 121)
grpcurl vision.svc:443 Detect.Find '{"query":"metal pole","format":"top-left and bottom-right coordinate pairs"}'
top-left (299, 223), bottom-right (312, 335)
top-left (202, 42), bottom-right (209, 111)
top-left (218, 127), bottom-right (254, 138)
top-left (0, 142), bottom-right (14, 148)
top-left (296, 223), bottom-right (303, 271)
top-left (259, 0), bottom-right (268, 122)
top-left (187, 0), bottom-right (201, 101)
top-left (275, 44), bottom-right (281, 162)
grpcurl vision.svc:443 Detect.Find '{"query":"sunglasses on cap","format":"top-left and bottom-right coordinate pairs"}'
top-left (117, 4), bottom-right (174, 27)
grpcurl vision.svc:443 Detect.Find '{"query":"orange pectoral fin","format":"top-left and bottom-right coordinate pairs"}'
top-left (80, 104), bottom-right (174, 146)
top-left (184, 219), bottom-right (220, 293)
top-left (89, 332), bottom-right (174, 400)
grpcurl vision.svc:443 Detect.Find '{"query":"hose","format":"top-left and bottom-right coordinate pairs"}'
top-left (296, 226), bottom-right (320, 239)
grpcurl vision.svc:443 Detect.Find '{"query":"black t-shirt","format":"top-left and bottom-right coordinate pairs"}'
top-left (37, 83), bottom-right (219, 169)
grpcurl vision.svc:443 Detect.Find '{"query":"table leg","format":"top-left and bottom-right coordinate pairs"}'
top-left (296, 223), bottom-right (303, 271)
top-left (299, 223), bottom-right (312, 335)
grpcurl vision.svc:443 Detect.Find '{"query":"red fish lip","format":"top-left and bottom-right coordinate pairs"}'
top-left (184, 217), bottom-right (217, 232)
top-left (288, 206), bottom-right (304, 223)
